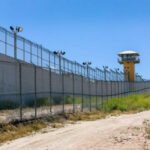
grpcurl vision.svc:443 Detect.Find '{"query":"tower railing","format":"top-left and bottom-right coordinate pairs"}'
top-left (118, 58), bottom-right (140, 64)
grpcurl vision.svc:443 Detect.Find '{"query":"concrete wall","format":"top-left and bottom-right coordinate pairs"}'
top-left (0, 54), bottom-right (150, 101)
top-left (0, 61), bottom-right (19, 95)
top-left (74, 75), bottom-right (82, 95)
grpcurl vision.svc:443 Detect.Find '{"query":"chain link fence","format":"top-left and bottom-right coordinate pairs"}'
top-left (0, 26), bottom-right (149, 123)
top-left (0, 26), bottom-right (143, 81)
top-left (0, 57), bottom-right (150, 123)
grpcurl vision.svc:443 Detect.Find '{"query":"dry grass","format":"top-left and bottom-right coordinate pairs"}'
top-left (0, 111), bottom-right (108, 143)
top-left (0, 110), bottom-right (136, 144)
top-left (62, 111), bottom-right (107, 121)
top-left (1, 93), bottom-right (150, 144)
top-left (0, 120), bottom-right (47, 143)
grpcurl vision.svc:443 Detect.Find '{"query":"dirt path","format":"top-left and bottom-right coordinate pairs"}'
top-left (1, 110), bottom-right (150, 150)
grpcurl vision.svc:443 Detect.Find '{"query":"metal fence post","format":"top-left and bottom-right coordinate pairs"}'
top-left (129, 82), bottom-right (131, 95)
top-left (121, 80), bottom-right (124, 97)
top-left (105, 80), bottom-right (108, 101)
top-left (110, 80), bottom-right (112, 100)
top-left (96, 79), bottom-right (98, 110)
top-left (30, 43), bottom-right (32, 63)
top-left (123, 81), bottom-right (125, 97)
top-left (19, 63), bottom-right (23, 121)
top-left (118, 80), bottom-right (119, 99)
top-left (5, 30), bottom-right (7, 55)
top-left (14, 32), bottom-right (17, 59)
top-left (62, 70), bottom-right (65, 113)
top-left (72, 72), bottom-right (75, 113)
top-left (101, 80), bottom-right (104, 108)
top-left (41, 46), bottom-right (42, 67)
top-left (34, 65), bottom-right (37, 119)
top-left (144, 80), bottom-right (145, 92)
top-left (89, 76), bottom-right (91, 112)
top-left (49, 67), bottom-right (52, 113)
top-left (49, 53), bottom-right (52, 113)
top-left (23, 39), bottom-right (25, 61)
top-left (81, 75), bottom-right (84, 112)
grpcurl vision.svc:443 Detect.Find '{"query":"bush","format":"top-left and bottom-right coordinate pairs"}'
top-left (52, 96), bottom-right (63, 105)
top-left (27, 97), bottom-right (50, 107)
top-left (0, 100), bottom-right (19, 110)
top-left (52, 96), bottom-right (82, 105)
top-left (36, 97), bottom-right (50, 107)
top-left (51, 96), bottom-right (73, 105)
top-left (65, 96), bottom-right (73, 104)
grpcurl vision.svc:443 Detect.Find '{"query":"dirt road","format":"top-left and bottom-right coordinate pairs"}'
top-left (1, 110), bottom-right (150, 150)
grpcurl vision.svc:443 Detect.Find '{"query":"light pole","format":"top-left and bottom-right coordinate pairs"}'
top-left (120, 71), bottom-right (124, 97)
top-left (110, 69), bottom-right (115, 81)
top-left (103, 66), bottom-right (108, 81)
top-left (10, 26), bottom-right (23, 59)
top-left (110, 69), bottom-right (115, 99)
top-left (96, 67), bottom-right (103, 108)
top-left (96, 68), bottom-right (103, 80)
top-left (83, 62), bottom-right (92, 78)
top-left (53, 51), bottom-right (66, 73)
top-left (53, 51), bottom-right (66, 112)
top-left (103, 66), bottom-right (109, 101)
top-left (83, 61), bottom-right (92, 111)
top-left (115, 68), bottom-right (120, 81)
top-left (136, 73), bottom-right (139, 81)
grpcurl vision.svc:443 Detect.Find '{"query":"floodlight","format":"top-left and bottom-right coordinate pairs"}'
top-left (10, 26), bottom-right (14, 31)
top-left (16, 27), bottom-right (23, 32)
top-left (53, 51), bottom-right (57, 55)
top-left (61, 51), bottom-right (66, 55)
top-left (9, 25), bottom-right (23, 59)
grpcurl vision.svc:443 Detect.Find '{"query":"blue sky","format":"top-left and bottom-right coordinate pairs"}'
top-left (0, 0), bottom-right (150, 79)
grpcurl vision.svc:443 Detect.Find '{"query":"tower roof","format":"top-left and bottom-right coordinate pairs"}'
top-left (118, 50), bottom-right (139, 56)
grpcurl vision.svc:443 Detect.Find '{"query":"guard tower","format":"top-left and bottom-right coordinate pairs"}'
top-left (118, 50), bottom-right (140, 81)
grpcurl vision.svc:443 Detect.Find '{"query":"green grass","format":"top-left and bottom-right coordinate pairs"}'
top-left (100, 93), bottom-right (150, 112)
top-left (0, 96), bottom-right (83, 110)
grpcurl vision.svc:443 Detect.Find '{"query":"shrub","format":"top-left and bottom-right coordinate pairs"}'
top-left (65, 96), bottom-right (73, 104)
top-left (27, 97), bottom-right (50, 107)
top-left (0, 100), bottom-right (19, 110)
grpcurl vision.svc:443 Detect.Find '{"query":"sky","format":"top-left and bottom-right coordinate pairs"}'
top-left (0, 0), bottom-right (150, 79)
